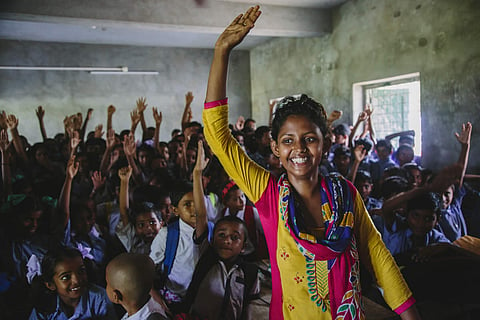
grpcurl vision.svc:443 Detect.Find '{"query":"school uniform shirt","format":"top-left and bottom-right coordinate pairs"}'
top-left (115, 221), bottom-right (151, 255)
top-left (204, 100), bottom-right (415, 320)
top-left (364, 196), bottom-right (383, 211)
top-left (436, 186), bottom-right (467, 242)
top-left (381, 216), bottom-right (451, 256)
top-left (205, 193), bottom-right (222, 223)
top-left (149, 219), bottom-right (204, 299)
top-left (29, 284), bottom-right (116, 320)
top-left (191, 260), bottom-right (260, 320)
top-left (120, 297), bottom-right (167, 320)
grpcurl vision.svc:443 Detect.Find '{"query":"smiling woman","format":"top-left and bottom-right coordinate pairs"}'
top-left (204, 5), bottom-right (421, 320)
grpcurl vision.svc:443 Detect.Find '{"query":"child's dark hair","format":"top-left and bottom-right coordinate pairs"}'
top-left (221, 180), bottom-right (240, 202)
top-left (271, 94), bottom-right (328, 141)
top-left (169, 180), bottom-right (193, 207)
top-left (213, 216), bottom-right (249, 245)
top-left (407, 192), bottom-right (441, 216)
top-left (355, 170), bottom-right (372, 185)
top-left (30, 247), bottom-right (84, 314)
top-left (42, 246), bottom-right (84, 283)
top-left (381, 176), bottom-right (409, 200)
top-left (129, 201), bottom-right (160, 224)
top-left (376, 139), bottom-right (393, 153)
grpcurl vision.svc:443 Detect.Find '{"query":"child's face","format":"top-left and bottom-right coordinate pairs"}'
top-left (442, 185), bottom-right (454, 209)
top-left (174, 191), bottom-right (196, 228)
top-left (135, 211), bottom-right (161, 243)
top-left (213, 221), bottom-right (245, 262)
top-left (138, 151), bottom-right (151, 168)
top-left (397, 148), bottom-right (414, 166)
top-left (334, 154), bottom-right (351, 173)
top-left (334, 134), bottom-right (347, 146)
top-left (158, 196), bottom-right (174, 224)
top-left (224, 189), bottom-right (246, 214)
top-left (272, 115), bottom-right (324, 180)
top-left (407, 209), bottom-right (437, 236)
top-left (358, 181), bottom-right (372, 200)
top-left (46, 256), bottom-right (88, 305)
top-left (73, 208), bottom-right (95, 235)
top-left (267, 153), bottom-right (282, 170)
top-left (19, 210), bottom-right (42, 236)
top-left (409, 168), bottom-right (422, 188)
top-left (376, 146), bottom-right (391, 160)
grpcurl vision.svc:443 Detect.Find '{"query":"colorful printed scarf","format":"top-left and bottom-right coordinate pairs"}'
top-left (278, 173), bottom-right (364, 319)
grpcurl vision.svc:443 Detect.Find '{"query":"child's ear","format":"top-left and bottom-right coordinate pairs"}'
top-left (112, 289), bottom-right (123, 303)
top-left (271, 140), bottom-right (280, 158)
top-left (45, 281), bottom-right (56, 292)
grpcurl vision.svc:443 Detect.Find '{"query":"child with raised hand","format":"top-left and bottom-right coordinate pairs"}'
top-left (176, 140), bottom-right (260, 320)
top-left (203, 6), bottom-right (419, 319)
top-left (116, 166), bottom-right (161, 255)
top-left (106, 253), bottom-right (168, 320)
top-left (149, 175), bottom-right (204, 311)
top-left (436, 122), bottom-right (472, 241)
top-left (29, 246), bottom-right (116, 320)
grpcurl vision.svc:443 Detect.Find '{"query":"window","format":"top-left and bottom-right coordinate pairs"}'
top-left (353, 73), bottom-right (421, 154)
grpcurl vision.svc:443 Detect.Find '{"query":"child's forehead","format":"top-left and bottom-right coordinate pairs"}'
top-left (216, 221), bottom-right (245, 233)
top-left (180, 191), bottom-right (194, 201)
top-left (135, 211), bottom-right (157, 221)
top-left (55, 256), bottom-right (84, 273)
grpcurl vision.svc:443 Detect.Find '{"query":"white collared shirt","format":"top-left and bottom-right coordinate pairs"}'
top-left (149, 219), bottom-right (205, 298)
top-left (120, 297), bottom-right (167, 320)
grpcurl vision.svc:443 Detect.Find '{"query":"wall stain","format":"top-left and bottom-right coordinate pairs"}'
top-left (418, 37), bottom-right (428, 47)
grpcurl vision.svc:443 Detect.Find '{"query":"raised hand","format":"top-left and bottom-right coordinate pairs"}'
top-left (86, 108), bottom-right (94, 121)
top-left (70, 130), bottom-right (81, 151)
top-left (194, 140), bottom-right (210, 172)
top-left (107, 105), bottom-right (116, 116)
top-left (106, 128), bottom-right (116, 149)
top-left (357, 111), bottom-right (368, 122)
top-left (130, 110), bottom-right (141, 127)
top-left (185, 92), bottom-right (194, 105)
top-left (455, 122), bottom-right (472, 145)
top-left (91, 170), bottom-right (106, 191)
top-left (94, 124), bottom-right (104, 138)
top-left (365, 105), bottom-right (374, 117)
top-left (6, 114), bottom-right (18, 130)
top-left (36, 106), bottom-right (45, 120)
top-left (235, 116), bottom-right (245, 131)
top-left (118, 166), bottom-right (132, 182)
top-left (327, 110), bottom-right (343, 125)
top-left (215, 5), bottom-right (261, 52)
top-left (0, 129), bottom-right (9, 153)
top-left (123, 133), bottom-right (136, 157)
top-left (73, 113), bottom-right (83, 131)
top-left (0, 111), bottom-right (7, 130)
top-left (353, 144), bottom-right (367, 162)
top-left (152, 107), bottom-right (162, 126)
top-left (136, 97), bottom-right (147, 113)
top-left (66, 155), bottom-right (79, 179)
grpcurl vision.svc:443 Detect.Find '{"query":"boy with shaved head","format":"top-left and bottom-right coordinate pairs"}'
top-left (106, 253), bottom-right (168, 320)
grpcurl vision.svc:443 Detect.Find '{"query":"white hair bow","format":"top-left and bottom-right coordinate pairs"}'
top-left (26, 254), bottom-right (41, 284)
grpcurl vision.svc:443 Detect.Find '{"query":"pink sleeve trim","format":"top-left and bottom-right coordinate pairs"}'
top-left (204, 98), bottom-right (228, 109)
top-left (394, 296), bottom-right (416, 315)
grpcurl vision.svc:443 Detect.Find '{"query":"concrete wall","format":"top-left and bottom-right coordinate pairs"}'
top-left (0, 41), bottom-right (251, 142)
top-left (250, 0), bottom-right (480, 172)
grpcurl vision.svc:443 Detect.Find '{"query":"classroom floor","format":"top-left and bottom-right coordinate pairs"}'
top-left (250, 285), bottom-right (480, 320)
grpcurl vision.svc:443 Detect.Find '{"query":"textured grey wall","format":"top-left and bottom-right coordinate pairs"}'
top-left (0, 41), bottom-right (251, 143)
top-left (250, 0), bottom-right (480, 172)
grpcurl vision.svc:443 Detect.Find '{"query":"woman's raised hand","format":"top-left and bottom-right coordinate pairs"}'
top-left (215, 5), bottom-right (261, 52)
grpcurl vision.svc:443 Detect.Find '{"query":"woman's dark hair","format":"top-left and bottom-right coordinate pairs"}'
top-left (213, 216), bottom-right (249, 245)
top-left (271, 94), bottom-right (328, 141)
top-left (407, 192), bottom-right (442, 216)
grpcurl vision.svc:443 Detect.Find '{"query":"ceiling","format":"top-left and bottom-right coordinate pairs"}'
top-left (0, 0), bottom-right (348, 50)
